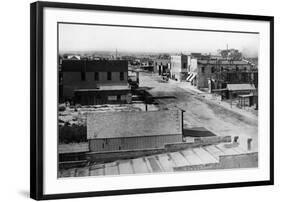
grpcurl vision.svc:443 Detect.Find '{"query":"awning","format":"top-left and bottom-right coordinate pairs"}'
top-left (186, 73), bottom-right (193, 81)
top-left (212, 88), bottom-right (227, 92)
top-left (238, 93), bottom-right (254, 98)
top-left (189, 73), bottom-right (197, 82)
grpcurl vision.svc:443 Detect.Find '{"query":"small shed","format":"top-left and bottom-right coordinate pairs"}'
top-left (87, 110), bottom-right (183, 152)
top-left (226, 84), bottom-right (256, 99)
top-left (238, 93), bottom-right (254, 108)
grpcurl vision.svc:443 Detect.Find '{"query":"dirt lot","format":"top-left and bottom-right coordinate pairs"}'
top-left (139, 72), bottom-right (258, 150)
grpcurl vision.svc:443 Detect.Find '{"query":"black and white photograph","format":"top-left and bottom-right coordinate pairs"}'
top-left (0, 0), bottom-right (279, 201)
top-left (58, 23), bottom-right (260, 177)
top-left (29, 1), bottom-right (273, 200)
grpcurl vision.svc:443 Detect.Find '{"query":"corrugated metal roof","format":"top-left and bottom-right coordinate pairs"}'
top-left (59, 141), bottom-right (256, 177)
top-left (87, 110), bottom-right (182, 139)
top-left (227, 84), bottom-right (256, 91)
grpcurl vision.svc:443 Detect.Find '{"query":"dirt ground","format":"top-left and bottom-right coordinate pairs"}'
top-left (139, 72), bottom-right (258, 151)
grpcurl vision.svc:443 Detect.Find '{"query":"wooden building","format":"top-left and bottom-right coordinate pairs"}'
top-left (87, 110), bottom-right (183, 152)
top-left (60, 59), bottom-right (130, 104)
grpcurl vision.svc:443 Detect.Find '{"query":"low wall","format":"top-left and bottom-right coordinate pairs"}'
top-left (219, 152), bottom-right (258, 169)
top-left (173, 152), bottom-right (258, 172)
top-left (60, 136), bottom-right (232, 164)
top-left (165, 136), bottom-right (231, 151)
top-left (85, 148), bottom-right (165, 163)
top-left (59, 160), bottom-right (88, 170)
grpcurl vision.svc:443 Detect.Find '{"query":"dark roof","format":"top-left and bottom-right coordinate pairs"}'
top-left (183, 127), bottom-right (216, 137)
top-left (61, 60), bottom-right (128, 72)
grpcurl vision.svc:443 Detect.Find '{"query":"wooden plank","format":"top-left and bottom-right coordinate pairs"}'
top-left (143, 158), bottom-right (153, 172)
top-left (169, 152), bottom-right (190, 167)
top-left (181, 149), bottom-right (203, 165)
top-left (76, 167), bottom-right (90, 177)
top-left (232, 145), bottom-right (247, 154)
top-left (60, 169), bottom-right (77, 178)
top-left (147, 157), bottom-right (162, 172)
top-left (90, 168), bottom-right (104, 176)
top-left (119, 161), bottom-right (134, 175)
top-left (132, 158), bottom-right (149, 174)
top-left (58, 170), bottom-right (63, 178)
top-left (216, 144), bottom-right (240, 155)
top-left (192, 148), bottom-right (218, 164)
top-left (157, 154), bottom-right (175, 172)
top-left (69, 169), bottom-right (76, 177)
top-left (105, 164), bottom-right (119, 175)
top-left (204, 145), bottom-right (225, 160)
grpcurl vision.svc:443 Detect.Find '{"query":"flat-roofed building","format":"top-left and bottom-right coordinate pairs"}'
top-left (60, 59), bottom-right (130, 104)
top-left (153, 58), bottom-right (170, 75)
top-left (170, 54), bottom-right (188, 81)
top-left (87, 110), bottom-right (183, 152)
top-left (189, 59), bottom-right (256, 89)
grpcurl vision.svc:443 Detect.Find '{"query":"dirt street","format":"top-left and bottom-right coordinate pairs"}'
top-left (139, 72), bottom-right (258, 150)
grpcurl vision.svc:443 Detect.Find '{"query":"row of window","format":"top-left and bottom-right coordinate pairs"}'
top-left (107, 95), bottom-right (127, 101)
top-left (201, 66), bottom-right (250, 73)
top-left (81, 72), bottom-right (125, 81)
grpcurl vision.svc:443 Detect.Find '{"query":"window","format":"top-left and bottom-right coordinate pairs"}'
top-left (94, 72), bottom-right (99, 81)
top-left (201, 66), bottom-right (205, 73)
top-left (108, 96), bottom-right (117, 101)
top-left (120, 72), bottom-right (124, 81)
top-left (107, 72), bottom-right (112, 80)
top-left (211, 67), bottom-right (215, 73)
top-left (221, 67), bottom-right (224, 71)
top-left (81, 71), bottom-right (86, 81)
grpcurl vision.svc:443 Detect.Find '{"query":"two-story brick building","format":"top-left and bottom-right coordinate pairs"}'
top-left (190, 59), bottom-right (256, 89)
top-left (60, 59), bottom-right (131, 105)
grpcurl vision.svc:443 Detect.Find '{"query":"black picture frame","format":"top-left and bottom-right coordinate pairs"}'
top-left (30, 1), bottom-right (274, 200)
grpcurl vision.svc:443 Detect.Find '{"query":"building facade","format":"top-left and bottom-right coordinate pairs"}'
top-left (153, 58), bottom-right (171, 75)
top-left (170, 54), bottom-right (188, 81)
top-left (189, 59), bottom-right (256, 89)
top-left (60, 60), bottom-right (131, 104)
top-left (87, 110), bottom-right (183, 152)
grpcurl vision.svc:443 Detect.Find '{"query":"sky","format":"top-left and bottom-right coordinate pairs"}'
top-left (59, 23), bottom-right (259, 57)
